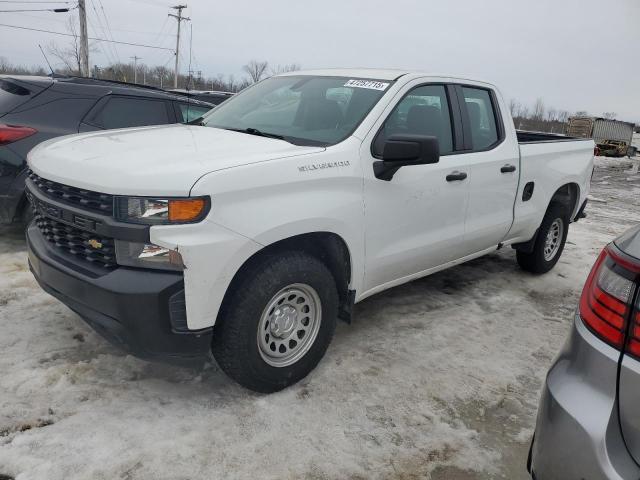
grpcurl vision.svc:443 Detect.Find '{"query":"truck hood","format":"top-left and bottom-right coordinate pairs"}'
top-left (27, 124), bottom-right (324, 196)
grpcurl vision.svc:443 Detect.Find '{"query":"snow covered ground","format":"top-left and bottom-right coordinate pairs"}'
top-left (1, 157), bottom-right (639, 480)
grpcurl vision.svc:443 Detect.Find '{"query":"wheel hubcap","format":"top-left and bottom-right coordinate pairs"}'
top-left (257, 283), bottom-right (321, 368)
top-left (543, 218), bottom-right (564, 261)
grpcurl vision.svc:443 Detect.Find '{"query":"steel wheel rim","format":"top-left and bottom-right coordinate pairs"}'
top-left (543, 218), bottom-right (564, 261)
top-left (257, 283), bottom-right (322, 368)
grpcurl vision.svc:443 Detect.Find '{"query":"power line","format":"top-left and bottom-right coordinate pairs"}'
top-left (96, 0), bottom-right (120, 63)
top-left (86, 11), bottom-right (115, 66)
top-left (0, 7), bottom-right (71, 11)
top-left (10, 10), bottom-right (70, 23)
top-left (0, 22), bottom-right (175, 50)
top-left (88, 0), bottom-right (118, 64)
top-left (0, 1), bottom-right (72, 3)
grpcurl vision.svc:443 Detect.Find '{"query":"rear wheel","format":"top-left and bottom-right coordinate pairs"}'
top-left (517, 203), bottom-right (569, 274)
top-left (212, 251), bottom-right (338, 393)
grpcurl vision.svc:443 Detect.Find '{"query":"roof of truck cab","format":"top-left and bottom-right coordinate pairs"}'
top-left (276, 68), bottom-right (497, 87)
top-left (277, 68), bottom-right (412, 80)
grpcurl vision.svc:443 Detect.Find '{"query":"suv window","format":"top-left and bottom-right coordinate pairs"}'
top-left (461, 87), bottom-right (498, 150)
top-left (91, 97), bottom-right (170, 129)
top-left (176, 102), bottom-right (212, 123)
top-left (373, 84), bottom-right (453, 156)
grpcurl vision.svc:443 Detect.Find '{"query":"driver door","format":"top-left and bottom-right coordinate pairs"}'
top-left (361, 81), bottom-right (470, 293)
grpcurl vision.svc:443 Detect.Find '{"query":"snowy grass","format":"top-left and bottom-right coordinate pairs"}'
top-left (1, 158), bottom-right (639, 479)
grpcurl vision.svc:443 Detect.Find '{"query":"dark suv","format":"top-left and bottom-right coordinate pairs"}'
top-left (0, 75), bottom-right (213, 224)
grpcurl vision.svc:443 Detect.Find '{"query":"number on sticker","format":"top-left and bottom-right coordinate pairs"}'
top-left (344, 79), bottom-right (389, 91)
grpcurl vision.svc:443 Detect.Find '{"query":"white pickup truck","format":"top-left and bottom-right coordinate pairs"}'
top-left (25, 69), bottom-right (594, 392)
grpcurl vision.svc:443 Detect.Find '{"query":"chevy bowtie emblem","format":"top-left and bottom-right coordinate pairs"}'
top-left (88, 239), bottom-right (103, 249)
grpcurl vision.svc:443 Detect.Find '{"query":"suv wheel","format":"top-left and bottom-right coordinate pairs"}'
top-left (212, 251), bottom-right (338, 393)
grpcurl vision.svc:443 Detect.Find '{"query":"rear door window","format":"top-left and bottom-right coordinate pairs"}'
top-left (461, 87), bottom-right (499, 150)
top-left (89, 97), bottom-right (171, 129)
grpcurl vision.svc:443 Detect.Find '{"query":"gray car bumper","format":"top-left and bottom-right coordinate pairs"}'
top-left (530, 315), bottom-right (640, 479)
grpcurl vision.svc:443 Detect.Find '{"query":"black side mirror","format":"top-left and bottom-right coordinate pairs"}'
top-left (373, 135), bottom-right (440, 181)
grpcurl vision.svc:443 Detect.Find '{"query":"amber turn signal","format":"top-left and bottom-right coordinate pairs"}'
top-left (168, 198), bottom-right (207, 222)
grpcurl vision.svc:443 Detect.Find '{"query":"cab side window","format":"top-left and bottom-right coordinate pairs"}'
top-left (461, 87), bottom-right (498, 150)
top-left (373, 85), bottom-right (453, 156)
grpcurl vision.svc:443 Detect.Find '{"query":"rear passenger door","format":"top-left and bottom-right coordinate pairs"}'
top-left (454, 85), bottom-right (520, 253)
top-left (79, 95), bottom-right (174, 132)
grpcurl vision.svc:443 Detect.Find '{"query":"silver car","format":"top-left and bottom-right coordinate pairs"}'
top-left (529, 224), bottom-right (640, 479)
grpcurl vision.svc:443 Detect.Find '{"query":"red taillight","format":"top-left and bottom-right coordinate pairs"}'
top-left (627, 292), bottom-right (640, 359)
top-left (0, 123), bottom-right (37, 145)
top-left (579, 246), bottom-right (636, 349)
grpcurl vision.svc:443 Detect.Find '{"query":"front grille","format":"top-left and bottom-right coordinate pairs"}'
top-left (34, 212), bottom-right (117, 268)
top-left (28, 170), bottom-right (114, 216)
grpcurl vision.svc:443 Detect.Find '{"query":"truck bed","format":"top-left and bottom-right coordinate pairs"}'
top-left (507, 135), bottom-right (594, 245)
top-left (516, 130), bottom-right (589, 144)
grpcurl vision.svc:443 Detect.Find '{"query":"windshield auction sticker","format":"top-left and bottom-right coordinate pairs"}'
top-left (344, 79), bottom-right (389, 91)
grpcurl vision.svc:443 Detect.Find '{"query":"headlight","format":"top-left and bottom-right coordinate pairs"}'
top-left (115, 240), bottom-right (185, 271)
top-left (115, 196), bottom-right (210, 224)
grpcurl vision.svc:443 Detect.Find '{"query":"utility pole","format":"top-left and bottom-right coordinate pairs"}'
top-left (78, 0), bottom-right (89, 76)
top-left (130, 56), bottom-right (141, 83)
top-left (169, 5), bottom-right (190, 89)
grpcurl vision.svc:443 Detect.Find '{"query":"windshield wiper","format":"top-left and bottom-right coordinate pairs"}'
top-left (225, 127), bottom-right (289, 142)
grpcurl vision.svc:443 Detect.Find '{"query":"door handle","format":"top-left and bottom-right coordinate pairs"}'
top-left (501, 164), bottom-right (517, 173)
top-left (446, 171), bottom-right (467, 182)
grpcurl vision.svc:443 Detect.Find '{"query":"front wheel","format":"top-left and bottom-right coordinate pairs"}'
top-left (212, 251), bottom-right (338, 393)
top-left (517, 203), bottom-right (569, 274)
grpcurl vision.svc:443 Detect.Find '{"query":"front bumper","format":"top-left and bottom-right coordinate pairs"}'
top-left (530, 315), bottom-right (640, 479)
top-left (27, 222), bottom-right (213, 364)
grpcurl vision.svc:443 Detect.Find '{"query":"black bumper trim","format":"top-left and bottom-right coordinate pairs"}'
top-left (27, 223), bottom-right (212, 364)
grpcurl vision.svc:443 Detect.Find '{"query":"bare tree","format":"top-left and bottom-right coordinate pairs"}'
top-left (243, 60), bottom-right (269, 83)
top-left (546, 108), bottom-right (557, 122)
top-left (269, 63), bottom-right (301, 75)
top-left (47, 18), bottom-right (83, 74)
top-left (227, 74), bottom-right (237, 92)
top-left (575, 111), bottom-right (589, 117)
top-left (508, 99), bottom-right (520, 118)
top-left (517, 105), bottom-right (529, 120)
top-left (602, 112), bottom-right (617, 120)
top-left (532, 98), bottom-right (545, 121)
top-left (0, 56), bottom-right (46, 75)
top-left (557, 110), bottom-right (569, 124)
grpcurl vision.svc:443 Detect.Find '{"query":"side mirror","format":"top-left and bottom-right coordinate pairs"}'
top-left (373, 135), bottom-right (440, 181)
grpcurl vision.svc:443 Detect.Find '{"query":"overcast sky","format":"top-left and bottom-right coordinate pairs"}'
top-left (2, 0), bottom-right (639, 121)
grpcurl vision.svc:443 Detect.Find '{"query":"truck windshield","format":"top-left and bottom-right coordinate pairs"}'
top-left (200, 76), bottom-right (392, 146)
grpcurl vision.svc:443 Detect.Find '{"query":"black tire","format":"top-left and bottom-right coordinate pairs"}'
top-left (212, 251), bottom-right (338, 393)
top-left (517, 202), bottom-right (570, 274)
